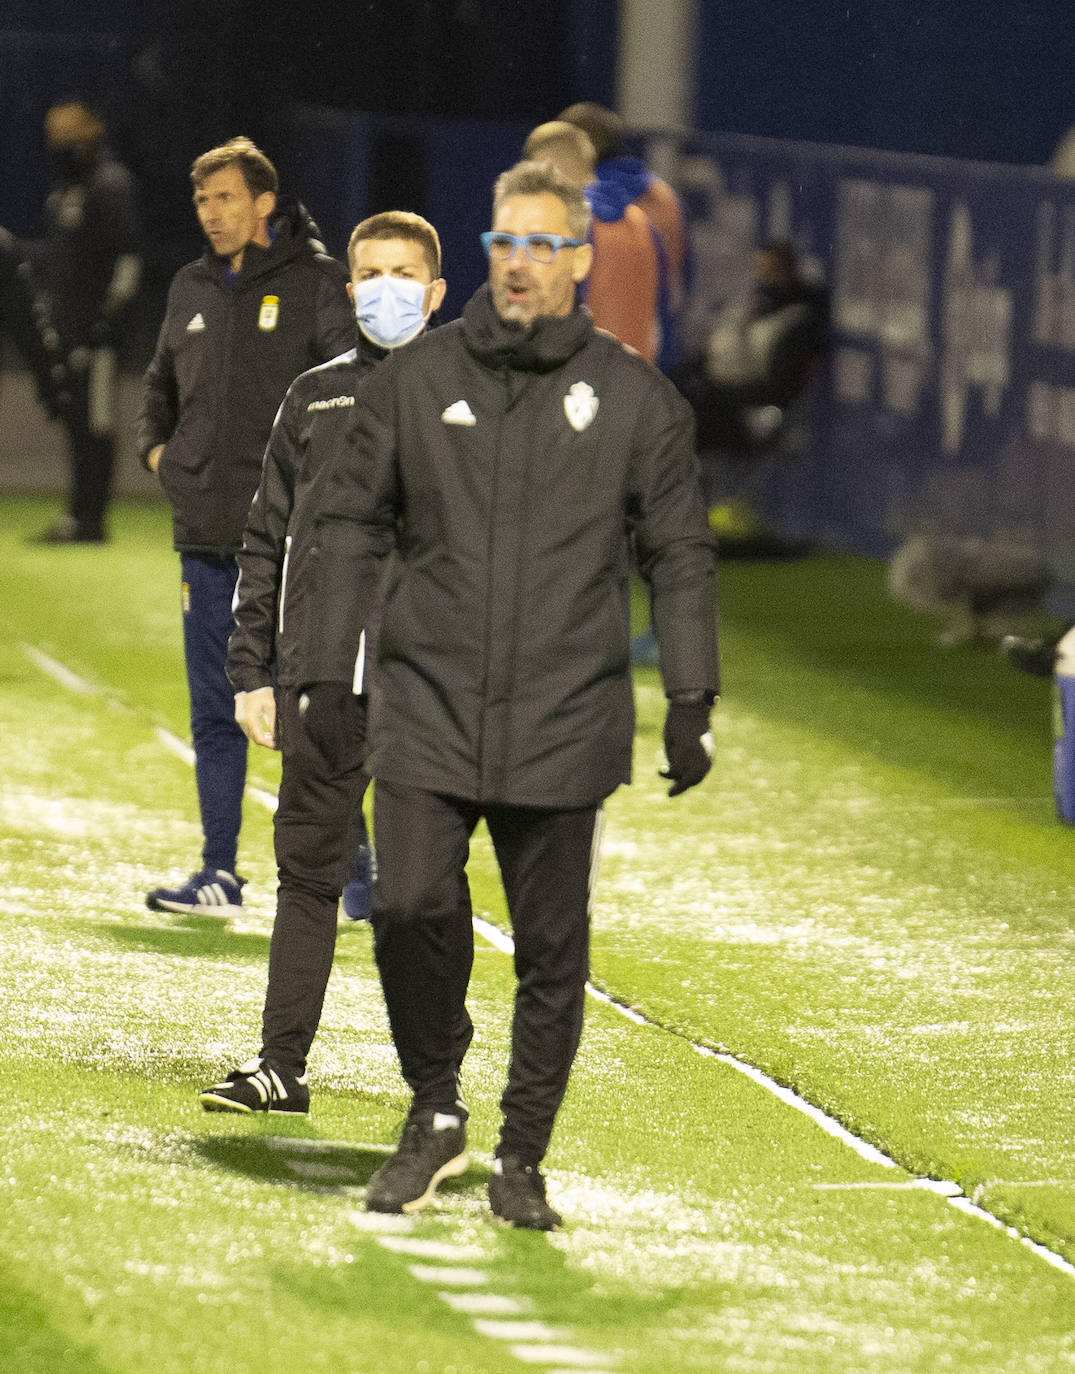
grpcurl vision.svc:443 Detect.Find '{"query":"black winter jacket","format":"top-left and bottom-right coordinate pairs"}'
top-left (138, 199), bottom-right (355, 554)
top-left (226, 339), bottom-right (385, 694)
top-left (303, 285), bottom-right (719, 810)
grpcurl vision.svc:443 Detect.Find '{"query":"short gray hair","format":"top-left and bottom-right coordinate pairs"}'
top-left (492, 160), bottom-right (591, 242)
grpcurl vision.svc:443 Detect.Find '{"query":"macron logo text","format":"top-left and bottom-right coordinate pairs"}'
top-left (307, 395), bottom-right (355, 411)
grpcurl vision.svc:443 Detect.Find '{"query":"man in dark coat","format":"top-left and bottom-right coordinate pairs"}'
top-left (301, 160), bottom-right (719, 1229)
top-left (35, 100), bottom-right (141, 544)
top-left (138, 137), bottom-right (354, 918)
top-left (198, 211), bottom-right (458, 1116)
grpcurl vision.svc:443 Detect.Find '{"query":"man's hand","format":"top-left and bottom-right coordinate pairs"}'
top-left (659, 695), bottom-right (715, 797)
top-left (298, 682), bottom-right (367, 774)
top-left (235, 687), bottom-right (277, 749)
top-left (147, 444), bottom-right (165, 473)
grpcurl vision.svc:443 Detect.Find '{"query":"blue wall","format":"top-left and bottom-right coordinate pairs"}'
top-left (680, 131), bottom-right (1075, 571)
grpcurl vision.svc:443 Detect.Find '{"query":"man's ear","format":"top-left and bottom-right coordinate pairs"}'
top-left (571, 242), bottom-right (593, 284)
top-left (346, 280), bottom-right (354, 302)
top-left (254, 190), bottom-right (277, 226)
top-left (426, 278), bottom-right (447, 315)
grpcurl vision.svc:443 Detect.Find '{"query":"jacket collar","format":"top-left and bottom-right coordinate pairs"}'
top-left (461, 284), bottom-right (593, 373)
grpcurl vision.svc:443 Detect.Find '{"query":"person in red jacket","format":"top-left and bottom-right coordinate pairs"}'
top-left (558, 101), bottom-right (690, 373)
top-left (524, 121), bottom-right (662, 365)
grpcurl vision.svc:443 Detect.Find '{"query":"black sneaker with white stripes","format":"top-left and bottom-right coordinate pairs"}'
top-left (147, 867), bottom-right (245, 916)
top-left (199, 1058), bottom-right (309, 1115)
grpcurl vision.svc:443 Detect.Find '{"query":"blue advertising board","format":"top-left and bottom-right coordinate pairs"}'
top-left (680, 131), bottom-right (1075, 571)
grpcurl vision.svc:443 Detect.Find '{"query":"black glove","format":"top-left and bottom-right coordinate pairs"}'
top-left (660, 695), bottom-right (714, 797)
top-left (298, 683), bottom-right (367, 774)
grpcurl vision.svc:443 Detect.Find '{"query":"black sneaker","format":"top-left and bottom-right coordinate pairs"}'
top-left (366, 1110), bottom-right (468, 1213)
top-left (488, 1155), bottom-right (562, 1230)
top-left (1001, 634), bottom-right (1060, 678)
top-left (199, 1057), bottom-right (309, 1115)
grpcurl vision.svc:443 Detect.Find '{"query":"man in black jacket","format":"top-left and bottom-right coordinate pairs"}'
top-left (301, 161), bottom-right (719, 1229)
top-left (34, 100), bottom-right (141, 544)
top-left (138, 137), bottom-right (354, 918)
top-left (199, 211), bottom-right (452, 1115)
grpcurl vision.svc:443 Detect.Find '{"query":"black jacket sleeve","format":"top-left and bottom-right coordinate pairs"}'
top-left (299, 368), bottom-right (398, 686)
top-left (226, 387), bottom-right (304, 693)
top-left (137, 284), bottom-right (178, 465)
top-left (0, 227), bottom-right (66, 414)
top-left (629, 374), bottom-right (720, 698)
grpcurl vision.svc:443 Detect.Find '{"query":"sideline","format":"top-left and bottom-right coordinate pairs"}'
top-left (21, 640), bottom-right (1075, 1282)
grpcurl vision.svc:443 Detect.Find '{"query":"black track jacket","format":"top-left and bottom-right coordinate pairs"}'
top-left (138, 199), bottom-right (354, 554)
top-left (303, 285), bottom-right (719, 810)
top-left (226, 338), bottom-right (385, 694)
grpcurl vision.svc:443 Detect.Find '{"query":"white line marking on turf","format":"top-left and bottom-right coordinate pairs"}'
top-left (438, 1293), bottom-right (534, 1315)
top-left (21, 643), bottom-right (99, 694)
top-left (474, 1320), bottom-right (571, 1342)
top-left (376, 1237), bottom-right (488, 1261)
top-left (814, 1180), bottom-right (961, 1194)
top-left (509, 1347), bottom-right (615, 1367)
top-left (408, 1264), bottom-right (490, 1286)
top-left (155, 726), bottom-right (195, 767)
top-left (948, 1196), bottom-right (1075, 1277)
top-left (471, 914), bottom-right (1075, 1281)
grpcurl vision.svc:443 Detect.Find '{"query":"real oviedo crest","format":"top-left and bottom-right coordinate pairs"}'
top-left (258, 295), bottom-right (280, 332)
top-left (564, 381), bottom-right (599, 432)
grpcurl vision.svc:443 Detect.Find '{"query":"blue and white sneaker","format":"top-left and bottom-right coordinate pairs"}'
top-left (341, 840), bottom-right (374, 922)
top-left (146, 867), bottom-right (245, 916)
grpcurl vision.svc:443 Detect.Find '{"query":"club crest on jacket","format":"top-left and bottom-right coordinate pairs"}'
top-left (564, 381), bottom-right (598, 432)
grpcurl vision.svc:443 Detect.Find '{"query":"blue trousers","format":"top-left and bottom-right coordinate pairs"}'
top-left (180, 554), bottom-right (247, 875)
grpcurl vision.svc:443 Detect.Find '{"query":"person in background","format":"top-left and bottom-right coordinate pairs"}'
top-left (678, 239), bottom-right (829, 457)
top-left (298, 160), bottom-right (718, 1229)
top-left (34, 99), bottom-right (141, 544)
top-left (523, 120), bottom-right (662, 365)
top-left (138, 136), bottom-right (354, 919)
top-left (199, 212), bottom-right (456, 1115)
top-left (0, 224), bottom-right (68, 422)
top-left (558, 100), bottom-right (690, 373)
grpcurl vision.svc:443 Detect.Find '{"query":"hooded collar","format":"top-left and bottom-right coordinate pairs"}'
top-left (461, 283), bottom-right (593, 373)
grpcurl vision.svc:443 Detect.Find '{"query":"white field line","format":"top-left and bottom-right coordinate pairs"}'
top-left (22, 643), bottom-right (1075, 1284)
top-left (20, 643), bottom-right (279, 814)
top-left (20, 643), bottom-right (100, 695)
top-left (474, 914), bottom-right (1075, 1281)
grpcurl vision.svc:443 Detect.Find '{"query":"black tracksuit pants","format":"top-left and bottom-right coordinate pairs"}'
top-left (260, 687), bottom-right (369, 1076)
top-left (371, 779), bottom-right (600, 1168)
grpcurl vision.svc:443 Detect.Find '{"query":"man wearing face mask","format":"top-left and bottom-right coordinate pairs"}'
top-left (34, 99), bottom-right (141, 544)
top-left (199, 212), bottom-right (454, 1115)
top-left (139, 137), bottom-right (354, 920)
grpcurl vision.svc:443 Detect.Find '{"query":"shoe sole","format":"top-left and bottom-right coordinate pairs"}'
top-left (198, 1092), bottom-right (309, 1115)
top-left (401, 1150), bottom-right (470, 1213)
top-left (148, 897), bottom-right (243, 917)
top-left (367, 1149), bottom-right (470, 1214)
top-left (199, 1091), bottom-right (262, 1114)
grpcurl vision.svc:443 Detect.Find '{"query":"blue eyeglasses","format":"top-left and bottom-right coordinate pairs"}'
top-left (480, 231), bottom-right (585, 264)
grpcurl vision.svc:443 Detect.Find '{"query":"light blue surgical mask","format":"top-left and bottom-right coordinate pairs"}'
top-left (353, 275), bottom-right (430, 349)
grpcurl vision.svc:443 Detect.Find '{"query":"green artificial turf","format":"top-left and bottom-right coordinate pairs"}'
top-left (2, 497), bottom-right (1075, 1371)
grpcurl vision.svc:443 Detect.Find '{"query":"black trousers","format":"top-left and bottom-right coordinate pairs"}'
top-left (372, 779), bottom-right (600, 1167)
top-left (64, 345), bottom-right (116, 538)
top-left (260, 687), bottom-right (369, 1076)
